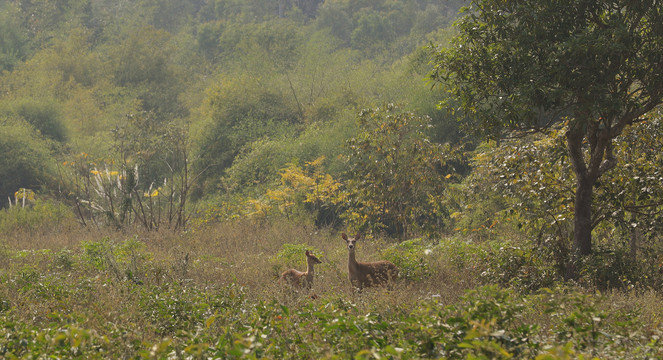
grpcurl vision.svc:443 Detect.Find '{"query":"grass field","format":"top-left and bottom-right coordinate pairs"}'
top-left (1, 220), bottom-right (662, 359)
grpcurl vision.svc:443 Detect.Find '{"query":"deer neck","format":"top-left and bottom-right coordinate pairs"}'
top-left (306, 259), bottom-right (316, 275)
top-left (347, 249), bottom-right (359, 269)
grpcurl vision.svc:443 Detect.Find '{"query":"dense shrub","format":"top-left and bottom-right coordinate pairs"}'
top-left (479, 242), bottom-right (560, 293)
top-left (80, 236), bottom-right (150, 284)
top-left (577, 241), bottom-right (663, 290)
top-left (0, 199), bottom-right (76, 234)
top-left (0, 120), bottom-right (58, 206)
top-left (382, 238), bottom-right (434, 281)
top-left (12, 98), bottom-right (67, 142)
top-left (193, 76), bottom-right (302, 192)
top-left (340, 104), bottom-right (456, 237)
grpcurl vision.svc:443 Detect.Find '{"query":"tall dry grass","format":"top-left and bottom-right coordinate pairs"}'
top-left (2, 218), bottom-right (662, 358)
top-left (2, 217), bottom-right (474, 318)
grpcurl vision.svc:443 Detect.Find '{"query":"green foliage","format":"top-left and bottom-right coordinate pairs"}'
top-left (315, 2), bottom-right (353, 43)
top-left (110, 26), bottom-right (186, 118)
top-left (192, 126), bottom-right (351, 225)
top-left (80, 236), bottom-right (149, 283)
top-left (80, 237), bottom-right (115, 271)
top-left (142, 0), bottom-right (198, 33)
top-left (410, 3), bottom-right (460, 38)
top-left (221, 139), bottom-right (292, 194)
top-left (541, 288), bottom-right (623, 354)
top-left (316, 0), bottom-right (461, 57)
top-left (194, 75), bottom-right (302, 190)
top-left (0, 120), bottom-right (57, 206)
top-left (384, 44), bottom-right (462, 145)
top-left (220, 109), bottom-right (355, 202)
top-left (196, 21), bottom-right (225, 59)
top-left (436, 237), bottom-right (486, 273)
top-left (599, 111), bottom-right (663, 244)
top-left (351, 10), bottom-right (394, 53)
top-left (112, 27), bottom-right (172, 87)
top-left (479, 242), bottom-right (560, 293)
top-left (462, 114), bottom-right (663, 283)
top-left (0, 199), bottom-right (76, 234)
top-left (198, 0), bottom-right (282, 22)
top-left (239, 19), bottom-right (303, 71)
top-left (0, 3), bottom-right (29, 72)
top-left (11, 98), bottom-right (67, 142)
top-left (189, 192), bottom-right (246, 226)
top-left (432, 0), bottom-right (663, 256)
top-left (12, 0), bottom-right (93, 47)
top-left (432, 0), bottom-right (663, 138)
top-left (38, 28), bottom-right (101, 88)
top-left (272, 243), bottom-right (314, 266)
top-left (14, 265), bottom-right (41, 292)
top-left (0, 0), bottom-right (467, 239)
top-left (340, 104), bottom-right (456, 237)
top-left (462, 128), bottom-right (575, 270)
top-left (440, 286), bottom-right (539, 358)
top-left (0, 322), bottom-right (110, 359)
top-left (576, 238), bottom-right (663, 290)
top-left (137, 282), bottom-right (226, 336)
top-left (381, 238), bottom-right (433, 281)
top-left (52, 248), bottom-right (75, 271)
top-left (203, 17), bottom-right (306, 74)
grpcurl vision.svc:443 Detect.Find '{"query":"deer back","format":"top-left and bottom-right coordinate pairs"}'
top-left (280, 269), bottom-right (308, 289)
top-left (350, 259), bottom-right (398, 289)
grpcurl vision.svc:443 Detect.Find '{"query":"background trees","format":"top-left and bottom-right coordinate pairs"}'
top-left (431, 0), bottom-right (663, 259)
top-left (10, 98), bottom-right (67, 142)
top-left (0, 3), bottom-right (29, 72)
top-left (192, 75), bottom-right (302, 193)
top-left (0, 0), bottom-right (466, 231)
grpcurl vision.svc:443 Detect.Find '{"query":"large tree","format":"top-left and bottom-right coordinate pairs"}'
top-left (431, 0), bottom-right (663, 256)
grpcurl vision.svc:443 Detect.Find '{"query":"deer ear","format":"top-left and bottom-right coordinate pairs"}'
top-left (341, 233), bottom-right (348, 241)
top-left (355, 233), bottom-right (361, 240)
top-left (305, 250), bottom-right (310, 256)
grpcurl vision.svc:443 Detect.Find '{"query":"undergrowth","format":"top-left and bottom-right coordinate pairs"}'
top-left (0, 221), bottom-right (662, 358)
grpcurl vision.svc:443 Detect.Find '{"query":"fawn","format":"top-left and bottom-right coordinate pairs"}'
top-left (280, 250), bottom-right (322, 290)
top-left (342, 233), bottom-right (398, 290)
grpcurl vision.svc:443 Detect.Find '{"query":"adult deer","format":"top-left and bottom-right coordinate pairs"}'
top-left (280, 250), bottom-right (322, 290)
top-left (342, 233), bottom-right (398, 290)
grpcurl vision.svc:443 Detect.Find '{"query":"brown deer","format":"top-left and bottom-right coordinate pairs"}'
top-left (342, 233), bottom-right (398, 290)
top-left (280, 250), bottom-right (322, 290)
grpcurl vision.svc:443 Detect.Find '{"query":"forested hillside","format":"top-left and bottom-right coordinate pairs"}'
top-left (0, 0), bottom-right (462, 211)
top-left (2, 0), bottom-right (663, 358)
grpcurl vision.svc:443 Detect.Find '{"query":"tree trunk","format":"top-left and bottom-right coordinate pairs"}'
top-left (573, 176), bottom-right (593, 255)
top-left (567, 123), bottom-right (595, 257)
